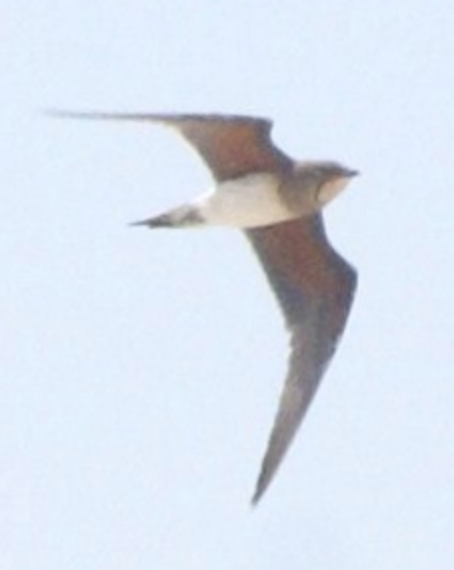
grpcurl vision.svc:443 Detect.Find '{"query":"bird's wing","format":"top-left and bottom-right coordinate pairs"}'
top-left (48, 110), bottom-right (293, 181)
top-left (246, 215), bottom-right (357, 503)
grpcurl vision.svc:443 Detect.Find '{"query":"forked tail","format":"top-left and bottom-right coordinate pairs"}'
top-left (131, 205), bottom-right (205, 228)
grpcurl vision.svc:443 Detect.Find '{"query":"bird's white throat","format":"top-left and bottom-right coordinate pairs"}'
top-left (317, 177), bottom-right (350, 205)
top-left (195, 173), bottom-right (294, 229)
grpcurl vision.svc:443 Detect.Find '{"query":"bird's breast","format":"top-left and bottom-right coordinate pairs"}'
top-left (198, 173), bottom-right (299, 229)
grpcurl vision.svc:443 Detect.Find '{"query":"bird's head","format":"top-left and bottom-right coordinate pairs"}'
top-left (294, 160), bottom-right (359, 206)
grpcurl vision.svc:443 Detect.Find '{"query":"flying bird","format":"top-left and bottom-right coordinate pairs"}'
top-left (51, 111), bottom-right (358, 504)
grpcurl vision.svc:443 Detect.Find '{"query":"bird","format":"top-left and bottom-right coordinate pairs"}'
top-left (50, 110), bottom-right (358, 504)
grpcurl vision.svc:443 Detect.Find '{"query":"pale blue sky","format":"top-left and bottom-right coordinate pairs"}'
top-left (2, 1), bottom-right (454, 568)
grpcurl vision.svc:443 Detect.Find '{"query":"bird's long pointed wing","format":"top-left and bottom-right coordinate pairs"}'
top-left (246, 215), bottom-right (357, 503)
top-left (47, 110), bottom-right (293, 181)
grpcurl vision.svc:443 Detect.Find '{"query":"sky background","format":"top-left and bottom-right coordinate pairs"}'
top-left (2, 1), bottom-right (454, 568)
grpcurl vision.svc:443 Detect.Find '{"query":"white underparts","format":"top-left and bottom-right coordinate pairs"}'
top-left (317, 177), bottom-right (349, 205)
top-left (195, 173), bottom-right (295, 229)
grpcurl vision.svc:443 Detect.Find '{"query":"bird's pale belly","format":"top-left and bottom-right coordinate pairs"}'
top-left (198, 173), bottom-right (302, 229)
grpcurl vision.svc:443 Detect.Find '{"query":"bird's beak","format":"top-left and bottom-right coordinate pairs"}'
top-left (347, 169), bottom-right (360, 178)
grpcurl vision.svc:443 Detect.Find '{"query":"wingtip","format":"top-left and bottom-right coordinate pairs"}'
top-left (250, 469), bottom-right (270, 506)
top-left (41, 108), bottom-right (97, 120)
top-left (41, 108), bottom-right (153, 122)
top-left (250, 488), bottom-right (263, 507)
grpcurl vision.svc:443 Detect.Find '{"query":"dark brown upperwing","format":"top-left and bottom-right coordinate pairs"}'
top-left (47, 111), bottom-right (293, 181)
top-left (246, 215), bottom-right (357, 503)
